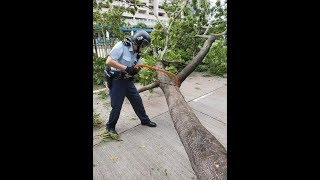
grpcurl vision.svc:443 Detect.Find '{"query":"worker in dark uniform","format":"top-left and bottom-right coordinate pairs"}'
top-left (104, 30), bottom-right (157, 135)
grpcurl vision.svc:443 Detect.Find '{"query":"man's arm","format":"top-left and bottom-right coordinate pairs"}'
top-left (106, 56), bottom-right (127, 70)
top-left (106, 42), bottom-right (128, 70)
top-left (106, 56), bottom-right (139, 75)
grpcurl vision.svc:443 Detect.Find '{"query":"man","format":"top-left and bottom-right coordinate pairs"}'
top-left (104, 30), bottom-right (157, 135)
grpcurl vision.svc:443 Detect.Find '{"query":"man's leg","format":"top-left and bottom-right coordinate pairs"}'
top-left (126, 80), bottom-right (156, 127)
top-left (106, 79), bottom-right (127, 131)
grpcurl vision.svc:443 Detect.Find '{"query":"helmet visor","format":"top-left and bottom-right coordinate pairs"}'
top-left (139, 39), bottom-right (150, 49)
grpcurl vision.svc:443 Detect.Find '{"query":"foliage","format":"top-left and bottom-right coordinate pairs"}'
top-left (134, 22), bottom-right (148, 28)
top-left (93, 112), bottom-right (103, 127)
top-left (94, 5), bottom-right (127, 44)
top-left (93, 0), bottom-right (227, 87)
top-left (135, 0), bottom-right (227, 87)
top-left (137, 54), bottom-right (157, 86)
top-left (98, 90), bottom-right (108, 100)
top-left (150, 22), bottom-right (166, 51)
top-left (168, 16), bottom-right (203, 62)
top-left (198, 39), bottom-right (227, 76)
top-left (154, 0), bottom-right (227, 75)
top-left (93, 53), bottom-right (106, 85)
top-left (93, 0), bottom-right (143, 46)
top-left (100, 130), bottom-right (122, 141)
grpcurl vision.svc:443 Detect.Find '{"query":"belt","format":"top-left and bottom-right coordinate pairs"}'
top-left (112, 71), bottom-right (133, 80)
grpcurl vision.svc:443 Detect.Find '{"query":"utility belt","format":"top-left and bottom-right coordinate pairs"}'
top-left (104, 66), bottom-right (133, 89)
top-left (111, 71), bottom-right (134, 80)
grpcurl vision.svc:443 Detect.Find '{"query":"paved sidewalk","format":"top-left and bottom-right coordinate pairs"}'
top-left (93, 72), bottom-right (227, 180)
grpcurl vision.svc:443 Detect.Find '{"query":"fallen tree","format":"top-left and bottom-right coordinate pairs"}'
top-left (137, 31), bottom-right (227, 180)
top-left (135, 0), bottom-right (227, 179)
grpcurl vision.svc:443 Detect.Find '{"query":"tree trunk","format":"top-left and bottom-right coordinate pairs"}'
top-left (156, 63), bottom-right (227, 180)
top-left (137, 31), bottom-right (227, 179)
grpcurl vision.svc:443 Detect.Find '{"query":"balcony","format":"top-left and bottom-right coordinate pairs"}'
top-left (125, 19), bottom-right (156, 28)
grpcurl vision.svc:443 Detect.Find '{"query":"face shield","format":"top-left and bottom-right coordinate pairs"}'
top-left (139, 39), bottom-right (150, 49)
top-left (138, 39), bottom-right (150, 53)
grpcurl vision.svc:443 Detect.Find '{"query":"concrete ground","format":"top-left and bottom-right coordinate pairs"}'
top-left (93, 72), bottom-right (227, 180)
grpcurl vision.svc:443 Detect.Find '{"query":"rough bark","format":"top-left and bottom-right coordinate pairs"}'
top-left (156, 62), bottom-right (227, 180)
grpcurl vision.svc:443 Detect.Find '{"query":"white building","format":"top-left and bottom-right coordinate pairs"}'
top-left (97, 0), bottom-right (169, 28)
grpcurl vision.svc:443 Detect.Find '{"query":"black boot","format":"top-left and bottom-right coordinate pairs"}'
top-left (141, 121), bottom-right (157, 127)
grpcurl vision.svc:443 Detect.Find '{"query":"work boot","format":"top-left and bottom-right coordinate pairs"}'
top-left (108, 129), bottom-right (118, 135)
top-left (141, 121), bottom-right (157, 127)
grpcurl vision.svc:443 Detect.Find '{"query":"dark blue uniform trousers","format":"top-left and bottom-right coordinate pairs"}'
top-left (106, 78), bottom-right (150, 131)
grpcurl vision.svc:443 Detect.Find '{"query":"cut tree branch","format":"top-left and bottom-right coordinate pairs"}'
top-left (195, 35), bottom-right (211, 38)
top-left (137, 31), bottom-right (226, 92)
top-left (203, 20), bottom-right (226, 35)
top-left (159, 33), bottom-right (170, 60)
top-left (177, 30), bottom-right (226, 84)
top-left (168, 0), bottom-right (188, 31)
top-left (137, 2), bottom-right (226, 93)
top-left (149, 7), bottom-right (168, 32)
top-left (159, 0), bottom-right (189, 61)
top-left (137, 82), bottom-right (160, 93)
top-left (137, 30), bottom-right (226, 92)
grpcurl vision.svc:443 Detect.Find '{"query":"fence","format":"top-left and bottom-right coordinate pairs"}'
top-left (93, 37), bottom-right (115, 58)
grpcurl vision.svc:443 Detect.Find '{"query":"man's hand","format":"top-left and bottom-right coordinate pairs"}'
top-left (125, 66), bottom-right (139, 75)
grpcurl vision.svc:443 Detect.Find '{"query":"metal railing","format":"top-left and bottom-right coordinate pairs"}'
top-left (93, 37), bottom-right (116, 58)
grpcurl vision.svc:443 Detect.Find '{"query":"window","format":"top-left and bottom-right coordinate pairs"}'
top-left (138, 9), bottom-right (147, 14)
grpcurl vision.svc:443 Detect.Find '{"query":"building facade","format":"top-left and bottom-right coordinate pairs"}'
top-left (97, 0), bottom-right (169, 28)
